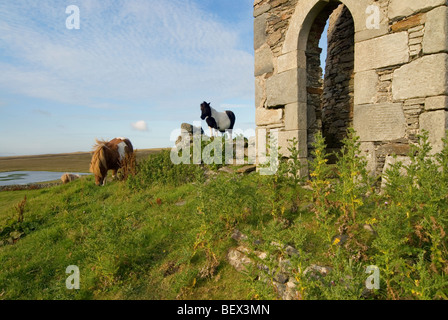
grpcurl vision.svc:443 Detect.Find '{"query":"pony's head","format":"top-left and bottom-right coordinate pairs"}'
top-left (200, 101), bottom-right (212, 120)
top-left (90, 140), bottom-right (109, 186)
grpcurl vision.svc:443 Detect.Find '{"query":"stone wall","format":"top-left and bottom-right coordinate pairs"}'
top-left (254, 0), bottom-right (448, 175)
top-left (322, 5), bottom-right (354, 155)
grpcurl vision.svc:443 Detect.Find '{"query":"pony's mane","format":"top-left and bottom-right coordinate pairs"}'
top-left (89, 139), bottom-right (108, 177)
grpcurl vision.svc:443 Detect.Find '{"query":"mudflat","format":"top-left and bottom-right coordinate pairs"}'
top-left (0, 149), bottom-right (166, 173)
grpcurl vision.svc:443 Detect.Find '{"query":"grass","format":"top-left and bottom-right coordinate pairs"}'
top-left (0, 132), bottom-right (447, 300)
top-left (0, 170), bottom-right (265, 300)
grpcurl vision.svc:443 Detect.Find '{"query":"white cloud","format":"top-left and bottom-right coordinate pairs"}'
top-left (131, 120), bottom-right (148, 132)
top-left (0, 0), bottom-right (254, 110)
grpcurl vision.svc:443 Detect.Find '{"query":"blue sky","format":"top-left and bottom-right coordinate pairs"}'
top-left (0, 0), bottom-right (256, 156)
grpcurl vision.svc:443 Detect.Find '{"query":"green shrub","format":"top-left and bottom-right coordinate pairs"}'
top-left (127, 149), bottom-right (203, 190)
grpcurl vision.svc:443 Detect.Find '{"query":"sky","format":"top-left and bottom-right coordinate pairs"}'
top-left (0, 0), bottom-right (330, 157)
top-left (0, 0), bottom-right (256, 156)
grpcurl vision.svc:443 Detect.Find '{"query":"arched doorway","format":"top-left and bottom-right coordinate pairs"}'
top-left (305, 2), bottom-right (355, 162)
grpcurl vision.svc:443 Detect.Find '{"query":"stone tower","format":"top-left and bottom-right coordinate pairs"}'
top-left (254, 0), bottom-right (448, 175)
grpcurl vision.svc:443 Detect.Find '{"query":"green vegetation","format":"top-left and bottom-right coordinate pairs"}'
top-left (0, 131), bottom-right (447, 300)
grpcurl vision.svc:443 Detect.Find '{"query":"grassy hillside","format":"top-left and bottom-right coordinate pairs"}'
top-left (0, 171), bottom-right (259, 299)
top-left (0, 132), bottom-right (447, 300)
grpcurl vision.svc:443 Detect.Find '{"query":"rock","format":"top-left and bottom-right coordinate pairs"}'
top-left (180, 123), bottom-right (204, 135)
top-left (423, 6), bottom-right (448, 54)
top-left (227, 239), bottom-right (302, 300)
top-left (284, 281), bottom-right (299, 300)
top-left (176, 123), bottom-right (204, 148)
top-left (61, 173), bottom-right (80, 184)
top-left (420, 110), bottom-right (448, 154)
top-left (255, 44), bottom-right (274, 77)
top-left (236, 165), bottom-right (257, 174)
top-left (255, 107), bottom-right (283, 126)
top-left (354, 32), bottom-right (409, 72)
top-left (354, 70), bottom-right (378, 105)
top-left (175, 200), bottom-right (187, 207)
top-left (254, 13), bottom-right (268, 50)
top-left (363, 224), bottom-right (377, 236)
top-left (392, 54), bottom-right (448, 101)
top-left (381, 155), bottom-right (412, 190)
top-left (274, 272), bottom-right (289, 284)
top-left (227, 246), bottom-right (253, 273)
top-left (425, 96), bottom-right (448, 111)
top-left (388, 0), bottom-right (446, 20)
top-left (231, 229), bottom-right (248, 242)
top-left (218, 166), bottom-right (234, 174)
top-left (285, 245), bottom-right (300, 257)
top-left (304, 265), bottom-right (332, 278)
top-left (354, 103), bottom-right (406, 142)
top-left (266, 69), bottom-right (305, 107)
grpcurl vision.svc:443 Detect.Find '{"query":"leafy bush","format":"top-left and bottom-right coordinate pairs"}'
top-left (127, 149), bottom-right (203, 190)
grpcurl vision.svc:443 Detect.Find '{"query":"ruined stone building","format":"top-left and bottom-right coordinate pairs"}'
top-left (254, 0), bottom-right (448, 175)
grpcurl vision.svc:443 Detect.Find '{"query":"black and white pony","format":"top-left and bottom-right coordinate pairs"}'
top-left (200, 102), bottom-right (236, 139)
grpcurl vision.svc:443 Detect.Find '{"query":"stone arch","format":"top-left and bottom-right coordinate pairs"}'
top-left (280, 0), bottom-right (357, 162)
top-left (306, 4), bottom-right (355, 160)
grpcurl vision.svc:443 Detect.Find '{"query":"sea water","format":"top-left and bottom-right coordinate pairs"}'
top-left (0, 171), bottom-right (90, 186)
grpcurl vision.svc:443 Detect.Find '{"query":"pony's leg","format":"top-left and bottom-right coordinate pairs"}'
top-left (227, 129), bottom-right (233, 141)
top-left (209, 127), bottom-right (214, 138)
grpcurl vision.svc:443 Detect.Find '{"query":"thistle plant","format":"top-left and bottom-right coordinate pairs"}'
top-left (308, 131), bottom-right (332, 223)
top-left (334, 128), bottom-right (371, 224)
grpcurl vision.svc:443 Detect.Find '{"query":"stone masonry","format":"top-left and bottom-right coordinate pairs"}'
top-left (254, 0), bottom-right (448, 175)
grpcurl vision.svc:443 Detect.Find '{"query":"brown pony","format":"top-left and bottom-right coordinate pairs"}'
top-left (89, 137), bottom-right (134, 186)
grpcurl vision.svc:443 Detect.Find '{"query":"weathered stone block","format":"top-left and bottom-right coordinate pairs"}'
top-left (277, 130), bottom-right (307, 158)
top-left (254, 3), bottom-right (271, 17)
top-left (355, 32), bottom-right (409, 72)
top-left (420, 110), bottom-right (448, 154)
top-left (354, 70), bottom-right (378, 105)
top-left (255, 77), bottom-right (265, 109)
top-left (425, 95), bottom-right (448, 111)
top-left (388, 0), bottom-right (446, 20)
top-left (254, 13), bottom-right (267, 50)
top-left (423, 6), bottom-right (448, 54)
top-left (359, 142), bottom-right (377, 175)
top-left (266, 69), bottom-right (305, 107)
top-left (378, 143), bottom-right (411, 156)
top-left (256, 107), bottom-right (283, 126)
top-left (255, 44), bottom-right (274, 77)
top-left (354, 103), bottom-right (407, 141)
top-left (284, 102), bottom-right (307, 130)
top-left (381, 156), bottom-right (412, 189)
top-left (392, 54), bottom-right (448, 100)
top-left (277, 50), bottom-right (306, 73)
top-left (391, 13), bottom-right (426, 32)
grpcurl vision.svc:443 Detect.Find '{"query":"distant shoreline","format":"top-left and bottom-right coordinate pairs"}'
top-left (0, 148), bottom-right (167, 173)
